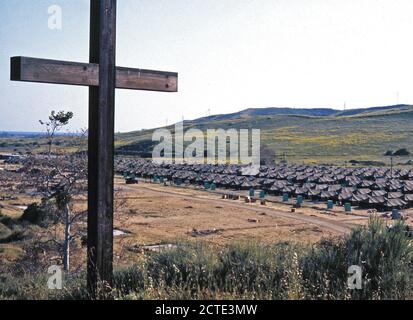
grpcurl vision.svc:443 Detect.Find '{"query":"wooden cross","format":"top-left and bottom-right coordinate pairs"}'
top-left (10, 0), bottom-right (177, 296)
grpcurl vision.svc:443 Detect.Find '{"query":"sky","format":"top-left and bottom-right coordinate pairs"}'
top-left (1, 0), bottom-right (413, 132)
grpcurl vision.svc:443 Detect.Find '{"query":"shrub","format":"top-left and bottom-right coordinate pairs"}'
top-left (20, 203), bottom-right (44, 224)
top-left (113, 265), bottom-right (145, 296)
top-left (300, 238), bottom-right (348, 299)
top-left (146, 243), bottom-right (217, 296)
top-left (0, 228), bottom-right (25, 244)
top-left (344, 217), bottom-right (413, 299)
top-left (0, 218), bottom-right (412, 300)
top-left (393, 148), bottom-right (410, 156)
top-left (0, 222), bottom-right (13, 241)
top-left (19, 202), bottom-right (56, 227)
top-left (0, 215), bottom-right (15, 229)
top-left (215, 242), bottom-right (297, 299)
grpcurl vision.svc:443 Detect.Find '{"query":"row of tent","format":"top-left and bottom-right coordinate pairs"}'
top-left (115, 159), bottom-right (413, 210)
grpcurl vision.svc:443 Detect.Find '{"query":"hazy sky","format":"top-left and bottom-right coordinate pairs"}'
top-left (1, 0), bottom-right (413, 132)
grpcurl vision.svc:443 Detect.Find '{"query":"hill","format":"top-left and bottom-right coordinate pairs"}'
top-left (177, 104), bottom-right (413, 123)
top-left (115, 104), bottom-right (413, 165)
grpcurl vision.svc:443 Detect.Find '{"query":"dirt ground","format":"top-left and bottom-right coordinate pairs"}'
top-left (108, 177), bottom-right (409, 257)
top-left (1, 168), bottom-right (413, 270)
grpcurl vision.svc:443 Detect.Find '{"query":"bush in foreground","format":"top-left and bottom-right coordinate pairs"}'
top-left (1, 217), bottom-right (412, 300)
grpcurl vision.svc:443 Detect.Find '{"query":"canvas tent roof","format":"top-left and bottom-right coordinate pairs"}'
top-left (371, 190), bottom-right (386, 197)
top-left (308, 189), bottom-right (321, 196)
top-left (320, 191), bottom-right (337, 200)
top-left (368, 196), bottom-right (385, 204)
top-left (338, 191), bottom-right (353, 201)
top-left (351, 194), bottom-right (369, 202)
top-left (387, 192), bottom-right (403, 199)
top-left (385, 198), bottom-right (407, 209)
top-left (357, 188), bottom-right (371, 195)
top-left (115, 159), bottom-right (413, 210)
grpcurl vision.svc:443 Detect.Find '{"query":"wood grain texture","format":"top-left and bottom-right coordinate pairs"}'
top-left (10, 0), bottom-right (178, 298)
top-left (10, 56), bottom-right (178, 92)
top-left (87, 0), bottom-right (116, 297)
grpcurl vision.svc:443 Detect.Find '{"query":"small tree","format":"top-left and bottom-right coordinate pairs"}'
top-left (39, 110), bottom-right (74, 156)
top-left (22, 111), bottom-right (87, 272)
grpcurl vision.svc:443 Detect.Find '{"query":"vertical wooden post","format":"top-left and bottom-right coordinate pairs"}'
top-left (9, 0), bottom-right (177, 299)
top-left (87, 0), bottom-right (117, 297)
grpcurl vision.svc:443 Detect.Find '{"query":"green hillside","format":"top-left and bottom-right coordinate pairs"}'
top-left (117, 105), bottom-right (413, 165)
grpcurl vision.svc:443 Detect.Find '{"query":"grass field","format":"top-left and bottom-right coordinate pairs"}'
top-left (0, 134), bottom-right (83, 155)
top-left (1, 216), bottom-right (412, 300)
top-left (2, 105), bottom-right (413, 165)
top-left (115, 105), bottom-right (413, 165)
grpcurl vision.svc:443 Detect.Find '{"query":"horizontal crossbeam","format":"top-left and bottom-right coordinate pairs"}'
top-left (10, 56), bottom-right (177, 92)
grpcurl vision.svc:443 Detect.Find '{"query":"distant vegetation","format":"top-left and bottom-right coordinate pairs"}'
top-left (385, 148), bottom-right (411, 157)
top-left (2, 105), bottom-right (413, 165)
top-left (115, 104), bottom-right (413, 165)
top-left (0, 133), bottom-right (82, 154)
